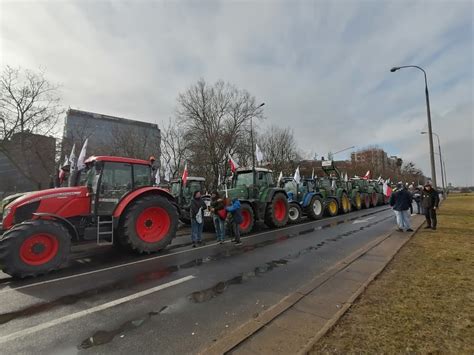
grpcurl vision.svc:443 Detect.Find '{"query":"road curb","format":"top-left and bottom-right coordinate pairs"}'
top-left (297, 215), bottom-right (426, 354)
top-left (201, 213), bottom-right (423, 354)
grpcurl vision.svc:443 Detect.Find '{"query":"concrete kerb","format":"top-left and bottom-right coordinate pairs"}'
top-left (297, 215), bottom-right (425, 354)
top-left (200, 215), bottom-right (418, 355)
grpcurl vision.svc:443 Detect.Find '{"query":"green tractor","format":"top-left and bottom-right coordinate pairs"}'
top-left (369, 179), bottom-right (389, 205)
top-left (170, 177), bottom-right (212, 225)
top-left (279, 177), bottom-right (325, 224)
top-left (223, 167), bottom-right (289, 235)
top-left (350, 178), bottom-right (378, 208)
top-left (316, 160), bottom-right (355, 216)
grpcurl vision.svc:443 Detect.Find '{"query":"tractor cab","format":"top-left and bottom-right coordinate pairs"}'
top-left (78, 156), bottom-right (153, 216)
top-left (231, 168), bottom-right (274, 200)
top-left (170, 177), bottom-right (210, 224)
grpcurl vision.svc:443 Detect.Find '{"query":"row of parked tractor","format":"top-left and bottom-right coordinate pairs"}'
top-left (0, 155), bottom-right (386, 278)
top-left (169, 160), bottom-right (388, 235)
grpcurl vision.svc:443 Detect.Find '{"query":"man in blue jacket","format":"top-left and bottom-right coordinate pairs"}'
top-left (389, 182), bottom-right (414, 232)
top-left (226, 198), bottom-right (243, 245)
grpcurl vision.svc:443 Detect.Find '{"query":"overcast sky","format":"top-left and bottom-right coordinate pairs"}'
top-left (1, 0), bottom-right (472, 185)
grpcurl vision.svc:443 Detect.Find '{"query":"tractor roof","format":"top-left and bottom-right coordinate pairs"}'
top-left (85, 156), bottom-right (151, 166)
top-left (170, 176), bottom-right (205, 183)
top-left (236, 167), bottom-right (273, 173)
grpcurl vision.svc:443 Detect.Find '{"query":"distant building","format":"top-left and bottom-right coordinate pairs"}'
top-left (351, 147), bottom-right (402, 175)
top-left (0, 132), bottom-right (56, 195)
top-left (63, 109), bottom-right (161, 164)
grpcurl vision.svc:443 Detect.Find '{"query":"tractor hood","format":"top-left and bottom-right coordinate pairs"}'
top-left (1, 191), bottom-right (32, 214)
top-left (1, 187), bottom-right (90, 230)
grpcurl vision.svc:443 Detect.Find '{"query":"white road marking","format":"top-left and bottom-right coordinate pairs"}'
top-left (0, 275), bottom-right (195, 344)
top-left (352, 216), bottom-right (376, 224)
top-left (0, 207), bottom-right (390, 294)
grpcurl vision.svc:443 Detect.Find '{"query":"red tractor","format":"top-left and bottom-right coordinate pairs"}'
top-left (0, 156), bottom-right (179, 278)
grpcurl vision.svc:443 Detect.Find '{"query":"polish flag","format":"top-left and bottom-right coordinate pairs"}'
top-left (383, 180), bottom-right (392, 197)
top-left (363, 170), bottom-right (371, 180)
top-left (228, 153), bottom-right (239, 173)
top-left (182, 163), bottom-right (188, 186)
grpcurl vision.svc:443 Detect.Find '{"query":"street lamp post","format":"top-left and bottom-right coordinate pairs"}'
top-left (390, 65), bottom-right (437, 188)
top-left (250, 102), bottom-right (265, 189)
top-left (421, 131), bottom-right (445, 196)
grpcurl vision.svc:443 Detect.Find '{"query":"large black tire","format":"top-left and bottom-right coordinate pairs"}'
top-left (352, 192), bottom-right (362, 210)
top-left (341, 192), bottom-right (351, 214)
top-left (288, 202), bottom-right (302, 224)
top-left (239, 203), bottom-right (255, 235)
top-left (264, 192), bottom-right (289, 228)
top-left (361, 193), bottom-right (371, 209)
top-left (0, 220), bottom-right (71, 278)
top-left (121, 195), bottom-right (178, 253)
top-left (325, 198), bottom-right (339, 217)
top-left (306, 195), bottom-right (324, 220)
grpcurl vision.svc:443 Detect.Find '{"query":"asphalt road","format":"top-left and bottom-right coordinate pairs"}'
top-left (0, 205), bottom-right (397, 354)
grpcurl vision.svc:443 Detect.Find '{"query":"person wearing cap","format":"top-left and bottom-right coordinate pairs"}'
top-left (421, 181), bottom-right (440, 230)
top-left (389, 182), bottom-right (413, 232)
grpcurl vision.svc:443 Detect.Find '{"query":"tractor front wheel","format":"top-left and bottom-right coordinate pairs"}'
top-left (370, 192), bottom-right (378, 207)
top-left (326, 198), bottom-right (339, 217)
top-left (0, 220), bottom-right (71, 278)
top-left (306, 195), bottom-right (324, 220)
top-left (122, 195), bottom-right (178, 253)
top-left (239, 203), bottom-right (255, 235)
top-left (288, 202), bottom-right (302, 224)
top-left (264, 193), bottom-right (289, 228)
top-left (341, 193), bottom-right (351, 213)
top-left (352, 192), bottom-right (362, 210)
top-left (361, 193), bottom-right (371, 209)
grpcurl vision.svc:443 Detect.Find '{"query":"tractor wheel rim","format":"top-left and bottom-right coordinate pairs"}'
top-left (289, 206), bottom-right (299, 221)
top-left (356, 195), bottom-right (361, 207)
top-left (240, 210), bottom-right (251, 230)
top-left (136, 207), bottom-right (171, 243)
top-left (20, 233), bottom-right (59, 266)
top-left (274, 200), bottom-right (286, 221)
top-left (329, 202), bottom-right (337, 214)
top-left (313, 200), bottom-right (322, 215)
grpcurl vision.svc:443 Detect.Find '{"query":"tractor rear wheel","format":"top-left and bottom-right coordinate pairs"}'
top-left (352, 192), bottom-right (362, 210)
top-left (288, 202), bottom-right (302, 224)
top-left (239, 203), bottom-right (255, 235)
top-left (341, 193), bottom-right (351, 213)
top-left (326, 198), bottom-right (339, 217)
top-left (306, 195), bottom-right (324, 220)
top-left (361, 193), bottom-right (371, 209)
top-left (121, 195), bottom-right (178, 253)
top-left (370, 192), bottom-right (378, 207)
top-left (0, 220), bottom-right (71, 278)
top-left (264, 193), bottom-right (289, 228)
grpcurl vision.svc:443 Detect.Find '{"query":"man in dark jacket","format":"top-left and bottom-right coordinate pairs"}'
top-left (389, 182), bottom-right (413, 232)
top-left (190, 190), bottom-right (207, 247)
top-left (421, 182), bottom-right (440, 230)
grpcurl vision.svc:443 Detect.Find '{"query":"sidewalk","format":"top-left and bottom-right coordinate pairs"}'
top-left (203, 214), bottom-right (424, 354)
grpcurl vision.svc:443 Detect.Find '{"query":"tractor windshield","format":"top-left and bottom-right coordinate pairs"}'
top-left (170, 182), bottom-right (181, 197)
top-left (283, 180), bottom-right (297, 195)
top-left (234, 172), bottom-right (253, 187)
top-left (79, 166), bottom-right (97, 188)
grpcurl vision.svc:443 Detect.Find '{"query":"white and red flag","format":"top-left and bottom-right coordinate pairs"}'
top-left (181, 163), bottom-right (188, 186)
top-left (383, 180), bottom-right (392, 197)
top-left (228, 153), bottom-right (239, 173)
top-left (363, 170), bottom-right (371, 180)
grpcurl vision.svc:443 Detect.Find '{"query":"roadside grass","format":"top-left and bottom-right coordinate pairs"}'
top-left (311, 193), bottom-right (474, 354)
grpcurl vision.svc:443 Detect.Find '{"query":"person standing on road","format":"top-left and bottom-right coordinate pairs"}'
top-left (421, 182), bottom-right (440, 230)
top-left (190, 190), bottom-right (207, 247)
top-left (226, 197), bottom-right (243, 245)
top-left (210, 191), bottom-right (226, 244)
top-left (389, 182), bottom-right (414, 232)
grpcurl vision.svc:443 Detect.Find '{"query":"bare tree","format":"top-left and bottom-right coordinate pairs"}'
top-left (176, 79), bottom-right (263, 188)
top-left (0, 66), bottom-right (63, 187)
top-left (259, 125), bottom-right (301, 176)
top-left (160, 118), bottom-right (189, 179)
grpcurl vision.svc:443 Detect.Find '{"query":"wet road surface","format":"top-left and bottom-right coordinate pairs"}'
top-left (0, 206), bottom-right (396, 354)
